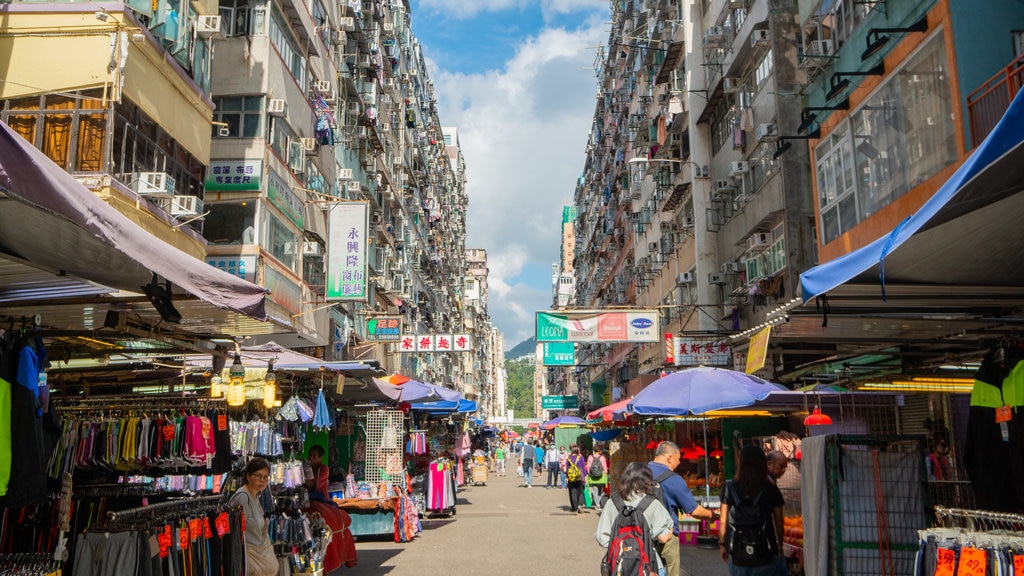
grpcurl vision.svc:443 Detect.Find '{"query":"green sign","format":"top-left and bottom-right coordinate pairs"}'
top-left (205, 159), bottom-right (262, 191)
top-left (541, 395), bottom-right (579, 410)
top-left (543, 342), bottom-right (575, 366)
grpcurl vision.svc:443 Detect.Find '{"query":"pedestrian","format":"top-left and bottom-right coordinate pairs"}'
top-left (229, 457), bottom-right (279, 576)
top-left (495, 442), bottom-right (507, 476)
top-left (595, 462), bottom-right (675, 575)
top-left (558, 445), bottom-right (569, 488)
top-left (565, 445), bottom-right (587, 513)
top-left (719, 445), bottom-right (786, 575)
top-left (520, 439), bottom-right (535, 487)
top-left (586, 445), bottom-right (610, 510)
top-left (545, 443), bottom-right (560, 488)
top-left (534, 442), bottom-right (545, 475)
top-left (766, 450), bottom-right (788, 485)
top-left (648, 441), bottom-right (716, 576)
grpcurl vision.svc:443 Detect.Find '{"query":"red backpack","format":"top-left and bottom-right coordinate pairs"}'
top-left (601, 494), bottom-right (658, 576)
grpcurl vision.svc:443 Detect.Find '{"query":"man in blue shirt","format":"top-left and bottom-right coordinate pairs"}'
top-left (648, 441), bottom-right (716, 576)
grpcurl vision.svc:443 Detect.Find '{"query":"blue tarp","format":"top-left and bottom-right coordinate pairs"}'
top-left (409, 398), bottom-right (476, 414)
top-left (800, 88), bottom-right (1024, 301)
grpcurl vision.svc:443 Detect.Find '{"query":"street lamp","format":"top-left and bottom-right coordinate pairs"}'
top-left (627, 157), bottom-right (709, 178)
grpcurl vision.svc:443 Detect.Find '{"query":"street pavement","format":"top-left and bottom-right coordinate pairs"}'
top-left (334, 466), bottom-right (730, 576)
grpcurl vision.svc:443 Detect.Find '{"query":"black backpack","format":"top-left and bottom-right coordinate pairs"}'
top-left (589, 456), bottom-right (606, 480)
top-left (651, 469), bottom-right (676, 505)
top-left (724, 480), bottom-right (776, 567)
top-left (600, 494), bottom-right (659, 576)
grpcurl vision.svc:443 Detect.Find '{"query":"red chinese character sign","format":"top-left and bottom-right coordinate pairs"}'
top-left (673, 338), bottom-right (731, 367)
top-left (396, 334), bottom-right (473, 352)
top-left (327, 202), bottom-right (368, 301)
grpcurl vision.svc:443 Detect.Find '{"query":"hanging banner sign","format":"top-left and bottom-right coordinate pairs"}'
top-left (543, 342), bottom-right (575, 366)
top-left (536, 310), bottom-right (659, 343)
top-left (365, 316), bottom-right (402, 341)
top-left (397, 334), bottom-right (473, 352)
top-left (745, 326), bottom-right (772, 374)
top-left (326, 202), bottom-right (368, 301)
top-left (674, 339), bottom-right (731, 367)
top-left (541, 395), bottom-right (579, 410)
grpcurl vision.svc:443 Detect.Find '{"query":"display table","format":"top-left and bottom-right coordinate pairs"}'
top-left (332, 497), bottom-right (398, 537)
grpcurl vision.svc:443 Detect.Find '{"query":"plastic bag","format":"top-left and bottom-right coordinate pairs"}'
top-left (516, 465), bottom-right (523, 477)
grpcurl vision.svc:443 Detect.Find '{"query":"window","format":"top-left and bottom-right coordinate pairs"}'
top-left (815, 30), bottom-right (956, 244)
top-left (218, 0), bottom-right (251, 37)
top-left (754, 49), bottom-right (773, 86)
top-left (747, 142), bottom-right (779, 194)
top-left (269, 116), bottom-right (296, 161)
top-left (2, 91), bottom-right (108, 173)
top-left (744, 223), bottom-right (786, 280)
top-left (269, 8), bottom-right (306, 91)
top-left (264, 211), bottom-right (298, 270)
top-left (204, 202), bottom-right (257, 245)
top-left (213, 96), bottom-right (263, 137)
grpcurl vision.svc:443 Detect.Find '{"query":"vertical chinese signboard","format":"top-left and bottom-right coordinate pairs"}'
top-left (327, 202), bottom-right (368, 300)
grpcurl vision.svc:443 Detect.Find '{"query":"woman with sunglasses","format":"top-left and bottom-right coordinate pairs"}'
top-left (229, 457), bottom-right (279, 576)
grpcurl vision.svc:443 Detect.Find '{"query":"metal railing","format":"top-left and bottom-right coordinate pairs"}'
top-left (966, 52), bottom-right (1024, 147)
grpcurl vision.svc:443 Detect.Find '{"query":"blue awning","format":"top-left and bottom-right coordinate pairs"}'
top-left (410, 398), bottom-right (476, 414)
top-left (800, 88), bottom-right (1024, 301)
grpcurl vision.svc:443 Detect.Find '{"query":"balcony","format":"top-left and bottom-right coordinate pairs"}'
top-left (967, 53), bottom-right (1024, 148)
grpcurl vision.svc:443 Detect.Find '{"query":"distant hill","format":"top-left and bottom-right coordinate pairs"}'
top-left (505, 337), bottom-right (536, 359)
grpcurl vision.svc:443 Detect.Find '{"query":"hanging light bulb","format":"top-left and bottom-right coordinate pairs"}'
top-left (210, 374), bottom-right (223, 398)
top-left (803, 406), bottom-right (833, 426)
top-left (263, 361), bottom-right (277, 409)
top-left (226, 352), bottom-right (246, 407)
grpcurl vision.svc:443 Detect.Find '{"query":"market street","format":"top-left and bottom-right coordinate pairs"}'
top-left (338, 467), bottom-right (729, 576)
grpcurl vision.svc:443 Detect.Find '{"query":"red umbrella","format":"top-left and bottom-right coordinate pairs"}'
top-left (587, 398), bottom-right (633, 423)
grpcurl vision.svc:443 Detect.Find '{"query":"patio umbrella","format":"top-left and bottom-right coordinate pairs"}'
top-left (628, 367), bottom-right (787, 502)
top-left (372, 374), bottom-right (461, 403)
top-left (542, 415), bottom-right (587, 429)
top-left (587, 397), bottom-right (633, 423)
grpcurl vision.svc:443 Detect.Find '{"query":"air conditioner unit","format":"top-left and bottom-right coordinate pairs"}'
top-left (315, 80), bottom-right (332, 93)
top-left (170, 195), bottom-right (203, 216)
top-left (677, 272), bottom-right (694, 284)
top-left (195, 15), bottom-right (222, 38)
top-left (379, 123), bottom-right (390, 132)
top-left (714, 179), bottom-right (733, 192)
top-left (750, 29), bottom-right (770, 48)
top-left (346, 180), bottom-right (361, 192)
top-left (133, 172), bottom-right (175, 198)
top-left (704, 26), bottom-right (726, 46)
top-left (746, 232), bottom-right (771, 252)
top-left (729, 161), bottom-right (750, 176)
top-left (708, 273), bottom-right (726, 284)
top-left (347, 100), bottom-right (361, 114)
top-left (808, 39), bottom-right (834, 57)
top-left (721, 262), bottom-right (739, 274)
top-left (384, 77), bottom-right (395, 88)
top-left (339, 17), bottom-right (355, 31)
top-left (408, 69), bottom-right (418, 76)
top-left (333, 29), bottom-right (347, 45)
top-left (358, 54), bottom-right (372, 68)
top-left (722, 77), bottom-right (740, 93)
top-left (267, 99), bottom-right (286, 116)
top-left (755, 123), bottom-right (777, 142)
top-left (338, 168), bottom-right (353, 180)
top-left (301, 137), bottom-right (317, 153)
top-left (648, 242), bottom-right (658, 252)
top-left (383, 22), bottom-right (394, 32)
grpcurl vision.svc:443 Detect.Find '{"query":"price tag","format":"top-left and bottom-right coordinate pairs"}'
top-left (178, 527), bottom-right (189, 551)
top-left (1014, 554), bottom-right (1024, 576)
top-left (956, 546), bottom-right (986, 576)
top-left (157, 526), bottom-right (171, 558)
top-left (216, 512), bottom-right (229, 537)
top-left (933, 547), bottom-right (955, 576)
top-left (996, 405), bottom-right (1013, 423)
top-left (203, 517), bottom-right (213, 539)
top-left (217, 414), bottom-right (228, 431)
top-left (188, 518), bottom-right (201, 540)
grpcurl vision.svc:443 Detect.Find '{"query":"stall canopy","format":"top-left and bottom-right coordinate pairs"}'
top-left (409, 398), bottom-right (477, 414)
top-left (0, 120), bottom-right (279, 342)
top-left (372, 374), bottom-right (461, 404)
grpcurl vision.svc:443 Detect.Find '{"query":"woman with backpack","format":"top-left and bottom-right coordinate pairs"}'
top-left (718, 444), bottom-right (787, 575)
top-left (595, 462), bottom-right (675, 576)
top-left (586, 445), bottom-right (610, 511)
top-left (565, 445), bottom-right (587, 513)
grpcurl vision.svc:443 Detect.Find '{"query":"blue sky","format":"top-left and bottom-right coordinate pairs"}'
top-left (408, 0), bottom-right (610, 349)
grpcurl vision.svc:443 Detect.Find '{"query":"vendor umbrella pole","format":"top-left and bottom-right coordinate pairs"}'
top-left (702, 417), bottom-right (711, 504)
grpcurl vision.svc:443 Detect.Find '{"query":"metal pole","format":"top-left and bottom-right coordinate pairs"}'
top-left (703, 417), bottom-right (711, 503)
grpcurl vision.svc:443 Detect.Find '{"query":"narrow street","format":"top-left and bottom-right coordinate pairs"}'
top-left (339, 467), bottom-right (729, 576)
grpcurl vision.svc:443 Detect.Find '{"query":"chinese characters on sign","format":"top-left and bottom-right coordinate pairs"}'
top-left (365, 316), bottom-right (402, 341)
top-left (542, 342), bottom-right (575, 366)
top-left (327, 202), bottom-right (368, 301)
top-left (267, 170), bottom-right (305, 228)
top-left (206, 256), bottom-right (256, 283)
top-left (398, 334), bottom-right (473, 352)
top-left (205, 160), bottom-right (262, 191)
top-left (673, 338), bottom-right (732, 367)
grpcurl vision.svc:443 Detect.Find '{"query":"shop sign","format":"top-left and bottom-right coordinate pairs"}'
top-left (326, 202), bottom-right (368, 301)
top-left (263, 264), bottom-right (301, 315)
top-left (397, 334), bottom-right (473, 352)
top-left (542, 342), bottom-right (575, 366)
top-left (205, 255), bottom-right (256, 283)
top-left (266, 170), bottom-right (304, 228)
top-left (541, 395), bottom-right (579, 410)
top-left (745, 326), bottom-right (772, 374)
top-left (205, 160), bottom-right (262, 191)
top-left (536, 310), bottom-right (659, 343)
top-left (674, 339), bottom-right (731, 367)
top-left (365, 316), bottom-right (402, 341)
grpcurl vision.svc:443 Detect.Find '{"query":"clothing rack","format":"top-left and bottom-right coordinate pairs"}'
top-left (105, 493), bottom-right (225, 523)
top-left (933, 506), bottom-right (1024, 532)
top-left (0, 553), bottom-right (58, 575)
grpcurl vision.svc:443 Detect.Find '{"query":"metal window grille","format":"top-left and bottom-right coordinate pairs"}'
top-left (364, 409), bottom-right (405, 485)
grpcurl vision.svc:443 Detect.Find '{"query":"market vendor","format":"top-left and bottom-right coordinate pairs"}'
top-left (303, 445), bottom-right (357, 571)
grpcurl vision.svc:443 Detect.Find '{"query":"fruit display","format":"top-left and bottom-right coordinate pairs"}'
top-left (682, 472), bottom-right (722, 490)
top-left (783, 515), bottom-right (804, 548)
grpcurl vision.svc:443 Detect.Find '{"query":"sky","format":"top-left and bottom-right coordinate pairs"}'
top-left (409, 0), bottom-right (610, 350)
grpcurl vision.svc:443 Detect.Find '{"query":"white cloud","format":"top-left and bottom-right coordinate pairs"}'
top-left (414, 0), bottom-right (529, 19)
top-left (429, 19), bottom-right (607, 349)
